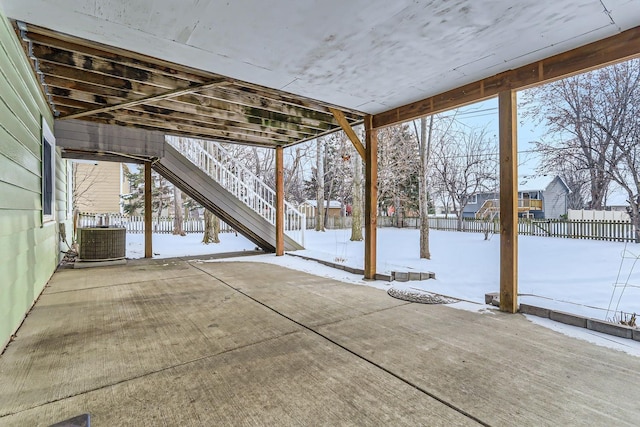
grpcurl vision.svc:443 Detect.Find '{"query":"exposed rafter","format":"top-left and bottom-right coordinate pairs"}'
top-left (15, 22), bottom-right (365, 148)
top-left (60, 78), bottom-right (231, 120)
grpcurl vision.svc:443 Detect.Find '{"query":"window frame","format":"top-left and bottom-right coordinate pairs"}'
top-left (42, 117), bottom-right (56, 223)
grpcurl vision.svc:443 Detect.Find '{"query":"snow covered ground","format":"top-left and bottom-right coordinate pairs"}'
top-left (127, 232), bottom-right (257, 258)
top-left (126, 229), bottom-right (640, 356)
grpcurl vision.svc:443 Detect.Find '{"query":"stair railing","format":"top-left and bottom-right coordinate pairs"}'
top-left (167, 136), bottom-right (305, 246)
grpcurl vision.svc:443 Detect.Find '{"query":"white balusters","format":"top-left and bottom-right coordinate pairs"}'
top-left (167, 136), bottom-right (305, 246)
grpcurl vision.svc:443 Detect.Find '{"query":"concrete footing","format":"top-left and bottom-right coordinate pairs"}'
top-left (487, 297), bottom-right (640, 341)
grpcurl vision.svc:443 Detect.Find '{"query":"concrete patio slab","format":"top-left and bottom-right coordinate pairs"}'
top-left (192, 261), bottom-right (407, 328)
top-left (1, 258), bottom-right (639, 426)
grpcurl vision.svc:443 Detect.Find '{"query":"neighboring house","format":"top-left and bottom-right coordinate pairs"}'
top-left (299, 200), bottom-right (343, 218)
top-left (605, 186), bottom-right (631, 213)
top-left (463, 175), bottom-right (570, 219)
top-left (73, 161), bottom-right (129, 213)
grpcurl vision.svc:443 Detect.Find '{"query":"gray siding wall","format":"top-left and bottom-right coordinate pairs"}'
top-left (462, 193), bottom-right (495, 218)
top-left (542, 177), bottom-right (568, 219)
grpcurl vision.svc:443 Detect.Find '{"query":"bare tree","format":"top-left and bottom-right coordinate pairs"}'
top-left (377, 124), bottom-right (420, 223)
top-left (521, 65), bottom-right (633, 209)
top-left (432, 127), bottom-right (497, 231)
top-left (202, 209), bottom-right (220, 244)
top-left (523, 59), bottom-right (640, 240)
top-left (555, 162), bottom-right (590, 210)
top-left (172, 187), bottom-right (185, 236)
top-left (315, 137), bottom-right (325, 231)
top-left (72, 162), bottom-right (103, 212)
top-left (350, 141), bottom-right (363, 241)
top-left (413, 117), bottom-right (432, 259)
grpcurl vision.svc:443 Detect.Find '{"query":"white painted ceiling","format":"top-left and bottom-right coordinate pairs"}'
top-left (2, 0), bottom-right (639, 114)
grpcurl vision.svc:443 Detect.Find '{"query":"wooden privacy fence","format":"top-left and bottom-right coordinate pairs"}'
top-left (306, 215), bottom-right (636, 243)
top-left (77, 213), bottom-right (235, 234)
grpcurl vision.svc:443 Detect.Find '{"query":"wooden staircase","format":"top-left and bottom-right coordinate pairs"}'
top-left (475, 199), bottom-right (500, 220)
top-left (154, 143), bottom-right (303, 252)
top-left (55, 120), bottom-right (305, 252)
top-left (475, 197), bottom-right (544, 220)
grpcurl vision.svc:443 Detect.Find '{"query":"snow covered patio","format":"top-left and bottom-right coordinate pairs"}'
top-left (1, 257), bottom-right (638, 425)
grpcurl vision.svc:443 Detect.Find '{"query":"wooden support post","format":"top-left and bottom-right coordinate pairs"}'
top-left (499, 91), bottom-right (518, 313)
top-left (144, 161), bottom-right (153, 258)
top-left (364, 115), bottom-right (378, 279)
top-left (275, 146), bottom-right (284, 256)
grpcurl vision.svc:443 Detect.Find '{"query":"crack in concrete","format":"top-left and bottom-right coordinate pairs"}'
top-left (0, 330), bottom-right (301, 419)
top-left (191, 263), bottom-right (491, 427)
top-left (44, 273), bottom-right (206, 294)
top-left (312, 302), bottom-right (413, 329)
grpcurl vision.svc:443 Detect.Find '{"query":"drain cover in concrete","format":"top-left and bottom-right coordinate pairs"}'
top-left (388, 287), bottom-right (459, 304)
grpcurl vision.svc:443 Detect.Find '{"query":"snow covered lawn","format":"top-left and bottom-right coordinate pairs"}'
top-left (127, 228), bottom-right (639, 321)
top-left (312, 228), bottom-right (640, 318)
top-left (126, 232), bottom-right (257, 259)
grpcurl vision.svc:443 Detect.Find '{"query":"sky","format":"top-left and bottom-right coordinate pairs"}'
top-left (441, 95), bottom-right (546, 177)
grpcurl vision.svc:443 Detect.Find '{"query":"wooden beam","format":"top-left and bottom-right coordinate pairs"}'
top-left (232, 81), bottom-right (365, 119)
top-left (146, 98), bottom-right (320, 137)
top-left (124, 104), bottom-right (312, 141)
top-left (144, 161), bottom-right (153, 258)
top-left (81, 116), bottom-right (279, 148)
top-left (275, 146), bottom-right (285, 256)
top-left (329, 108), bottom-right (365, 160)
top-left (373, 25), bottom-right (640, 129)
top-left (31, 44), bottom-right (195, 90)
top-left (177, 92), bottom-right (333, 133)
top-left (50, 84), bottom-right (321, 140)
top-left (26, 29), bottom-right (211, 83)
top-left (499, 91), bottom-right (518, 313)
top-left (25, 24), bottom-right (366, 119)
top-left (45, 75), bottom-right (133, 99)
top-left (50, 86), bottom-right (123, 107)
top-left (92, 111), bottom-right (295, 145)
top-left (364, 115), bottom-right (378, 279)
top-left (61, 149), bottom-right (147, 164)
top-left (60, 79), bottom-right (229, 120)
top-left (195, 87), bottom-right (339, 129)
top-left (39, 61), bottom-right (164, 96)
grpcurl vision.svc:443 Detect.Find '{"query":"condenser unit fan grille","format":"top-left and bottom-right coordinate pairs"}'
top-left (78, 227), bottom-right (126, 261)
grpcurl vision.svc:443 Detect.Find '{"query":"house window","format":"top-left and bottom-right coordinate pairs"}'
top-left (42, 118), bottom-right (55, 222)
top-left (469, 194), bottom-right (478, 204)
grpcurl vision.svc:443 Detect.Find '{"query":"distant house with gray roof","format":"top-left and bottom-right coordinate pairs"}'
top-left (462, 175), bottom-right (570, 219)
top-left (299, 199), bottom-right (343, 218)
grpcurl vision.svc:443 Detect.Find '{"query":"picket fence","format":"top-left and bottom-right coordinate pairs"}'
top-left (306, 215), bottom-right (637, 243)
top-left (81, 213), bottom-right (636, 242)
top-left (77, 213), bottom-right (235, 234)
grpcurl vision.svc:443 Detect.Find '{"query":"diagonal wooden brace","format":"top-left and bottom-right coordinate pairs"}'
top-left (329, 107), bottom-right (365, 160)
